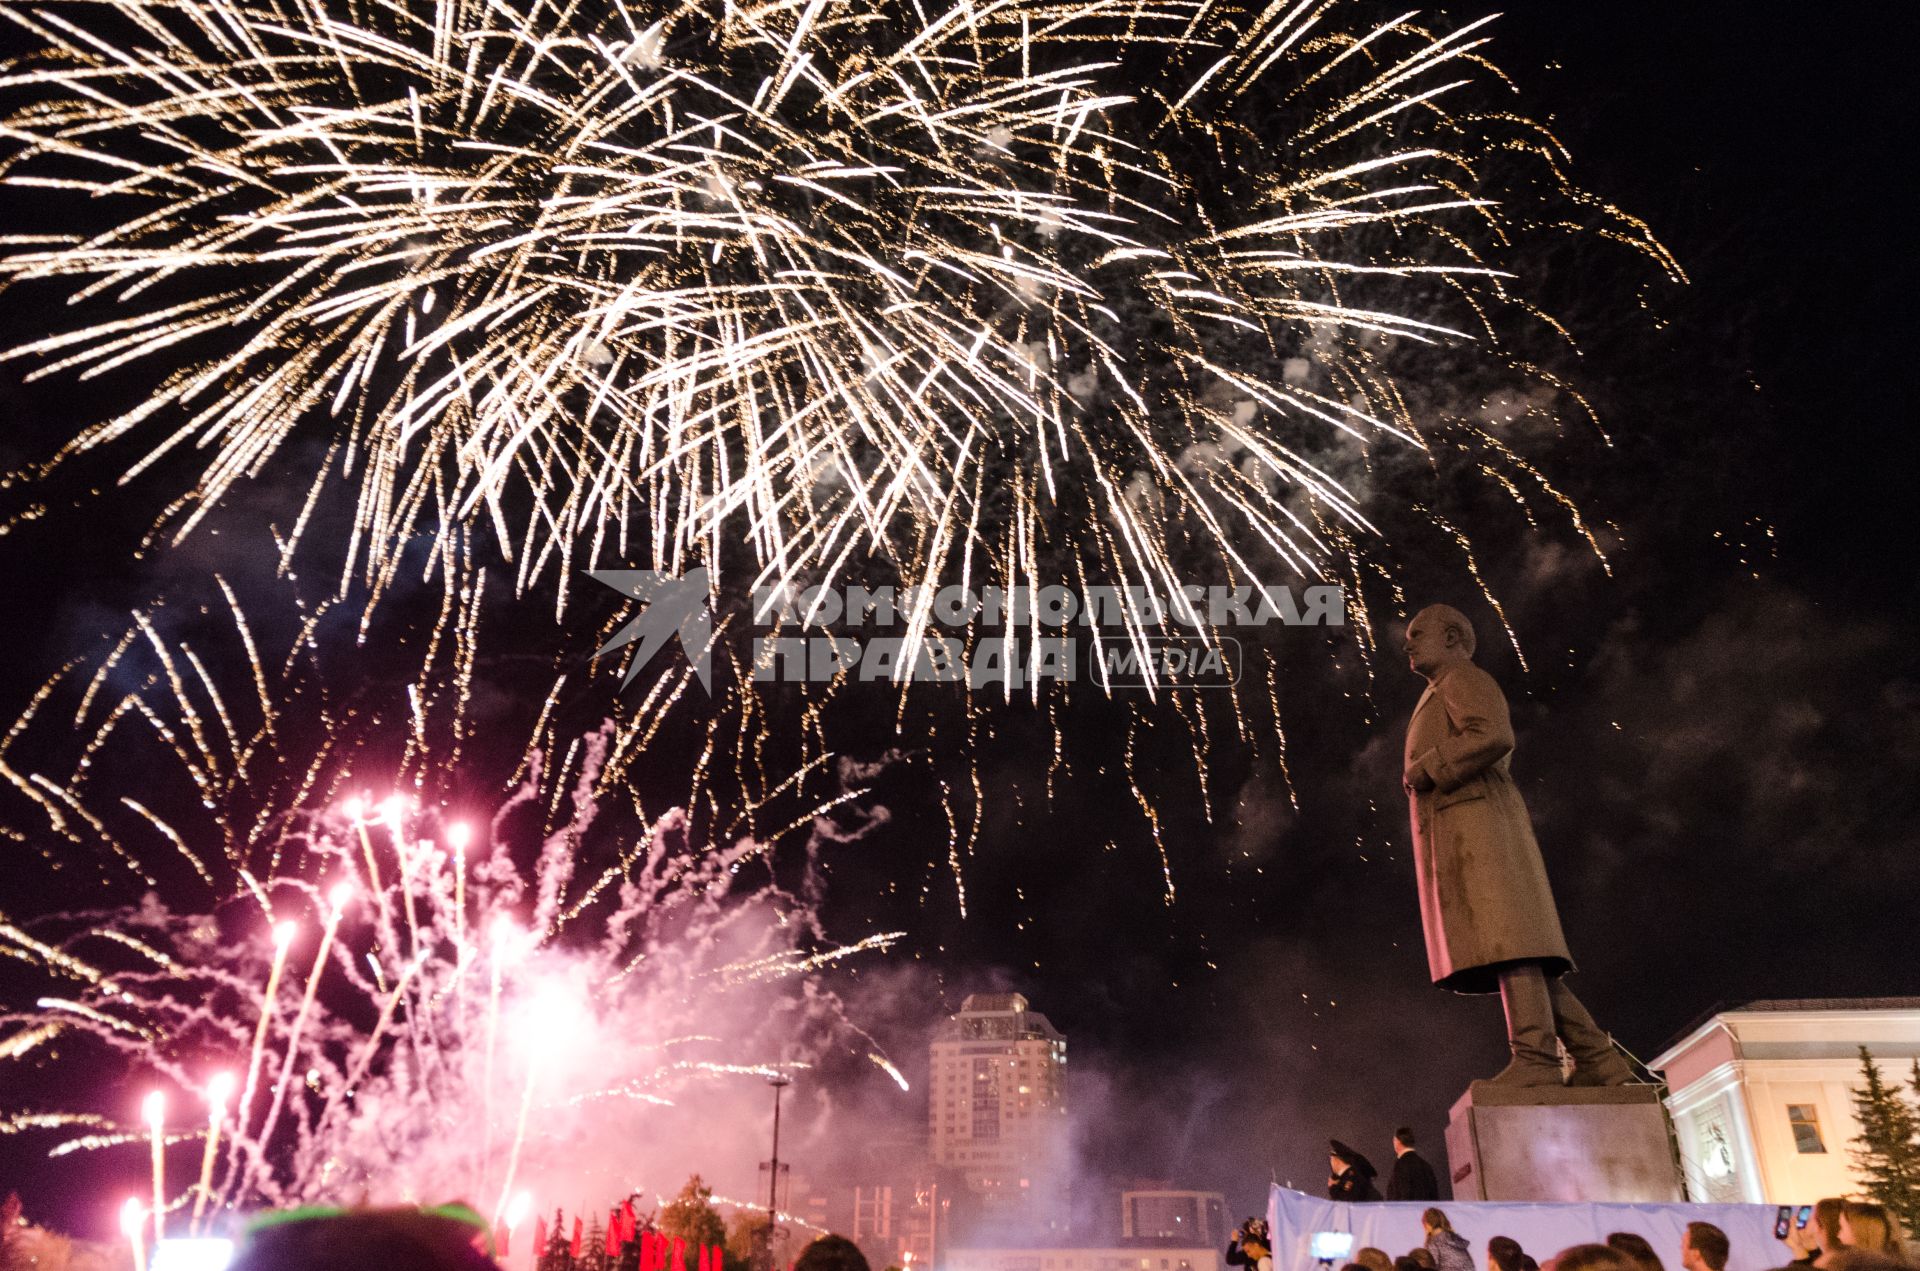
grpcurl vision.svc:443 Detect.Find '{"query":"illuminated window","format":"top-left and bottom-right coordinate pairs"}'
top-left (1787, 1104), bottom-right (1827, 1154)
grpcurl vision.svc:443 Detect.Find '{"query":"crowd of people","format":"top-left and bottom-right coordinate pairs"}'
top-left (196, 1172), bottom-right (1915, 1271)
top-left (1222, 1196), bottom-right (1915, 1271)
top-left (1774, 1198), bottom-right (1911, 1271)
top-left (151, 1126), bottom-right (1918, 1271)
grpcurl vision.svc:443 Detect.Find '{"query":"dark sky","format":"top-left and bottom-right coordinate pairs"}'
top-left (848, 0), bottom-right (1920, 1222)
top-left (3, 0), bottom-right (1918, 1242)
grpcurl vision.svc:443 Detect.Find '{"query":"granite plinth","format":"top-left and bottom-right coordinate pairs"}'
top-left (1445, 1082), bottom-right (1683, 1203)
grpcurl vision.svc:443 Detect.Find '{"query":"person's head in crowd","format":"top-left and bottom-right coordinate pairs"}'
top-left (1358, 1246), bottom-right (1395, 1271)
top-left (1424, 1210), bottom-right (1456, 1238)
top-left (1544, 1245), bottom-right (1638, 1271)
top-left (1396, 1256), bottom-right (1428, 1271)
top-left (1607, 1231), bottom-right (1666, 1271)
top-left (1813, 1200), bottom-right (1849, 1256)
top-left (1410, 1248), bottom-right (1438, 1270)
top-left (1396, 1127), bottom-right (1419, 1155)
top-left (795, 1235), bottom-right (873, 1271)
top-left (1840, 1203), bottom-right (1905, 1257)
top-left (1680, 1222), bottom-right (1729, 1271)
top-left (1331, 1140), bottom-right (1377, 1179)
top-left (229, 1206), bottom-right (499, 1271)
top-left (1489, 1236), bottom-right (1528, 1271)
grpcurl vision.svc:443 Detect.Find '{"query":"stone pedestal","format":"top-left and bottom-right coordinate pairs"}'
top-left (1446, 1082), bottom-right (1683, 1202)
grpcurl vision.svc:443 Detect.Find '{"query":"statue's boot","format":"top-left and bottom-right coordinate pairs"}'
top-left (1551, 979), bottom-right (1637, 1086)
top-left (1490, 964), bottom-right (1564, 1086)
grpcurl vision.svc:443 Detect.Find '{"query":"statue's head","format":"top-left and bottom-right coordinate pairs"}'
top-left (1405, 605), bottom-right (1475, 677)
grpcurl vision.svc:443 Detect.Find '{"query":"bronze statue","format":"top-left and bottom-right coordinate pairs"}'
top-left (1400, 604), bottom-right (1633, 1086)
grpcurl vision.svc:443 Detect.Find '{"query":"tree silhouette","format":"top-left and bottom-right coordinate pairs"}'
top-left (659, 1175), bottom-right (728, 1253)
top-left (1850, 1047), bottom-right (1920, 1232)
top-left (581, 1214), bottom-right (609, 1271)
top-left (540, 1207), bottom-right (576, 1271)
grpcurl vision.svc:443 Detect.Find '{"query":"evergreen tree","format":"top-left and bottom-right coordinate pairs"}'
top-left (540, 1208), bottom-right (576, 1271)
top-left (1849, 1046), bottom-right (1920, 1232)
top-left (581, 1215), bottom-right (609, 1271)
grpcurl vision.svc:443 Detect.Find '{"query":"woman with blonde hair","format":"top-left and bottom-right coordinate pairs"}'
top-left (1838, 1202), bottom-right (1907, 1260)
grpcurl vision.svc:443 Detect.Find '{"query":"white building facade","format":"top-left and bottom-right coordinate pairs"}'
top-left (1651, 998), bottom-right (1920, 1204)
top-left (929, 993), bottom-right (1070, 1235)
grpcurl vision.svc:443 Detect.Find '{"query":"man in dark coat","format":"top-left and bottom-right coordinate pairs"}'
top-left (1386, 1127), bottom-right (1440, 1201)
top-left (1328, 1140), bottom-right (1382, 1202)
top-left (1400, 605), bottom-right (1634, 1087)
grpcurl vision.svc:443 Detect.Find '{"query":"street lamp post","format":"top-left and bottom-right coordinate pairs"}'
top-left (763, 1074), bottom-right (792, 1271)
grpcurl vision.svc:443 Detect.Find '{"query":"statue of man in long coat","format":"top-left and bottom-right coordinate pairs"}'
top-left (1400, 604), bottom-right (1633, 1086)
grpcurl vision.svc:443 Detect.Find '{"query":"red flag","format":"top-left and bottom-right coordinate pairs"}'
top-left (608, 1210), bottom-right (621, 1256)
top-left (622, 1202), bottom-right (638, 1244)
top-left (644, 1231), bottom-right (660, 1271)
top-left (674, 1235), bottom-right (687, 1271)
top-left (572, 1216), bottom-right (585, 1258)
top-left (533, 1217), bottom-right (546, 1259)
top-left (497, 1222), bottom-right (511, 1260)
top-left (699, 1244), bottom-right (712, 1271)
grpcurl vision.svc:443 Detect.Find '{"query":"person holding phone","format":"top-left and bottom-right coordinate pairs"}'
top-left (1773, 1210), bottom-right (1820, 1270)
top-left (1765, 1203), bottom-right (1844, 1271)
top-left (1227, 1218), bottom-right (1274, 1271)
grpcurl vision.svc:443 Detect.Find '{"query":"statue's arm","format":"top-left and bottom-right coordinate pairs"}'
top-left (1414, 668), bottom-right (1515, 792)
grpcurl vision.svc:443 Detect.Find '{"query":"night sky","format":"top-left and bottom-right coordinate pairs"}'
top-left (2, 0), bottom-right (1917, 1243)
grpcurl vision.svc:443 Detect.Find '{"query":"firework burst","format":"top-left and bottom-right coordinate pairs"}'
top-left (0, 594), bottom-right (902, 1216)
top-left (0, 0), bottom-right (1676, 642)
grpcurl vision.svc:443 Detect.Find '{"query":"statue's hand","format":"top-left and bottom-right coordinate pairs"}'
top-left (1403, 762), bottom-right (1436, 793)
